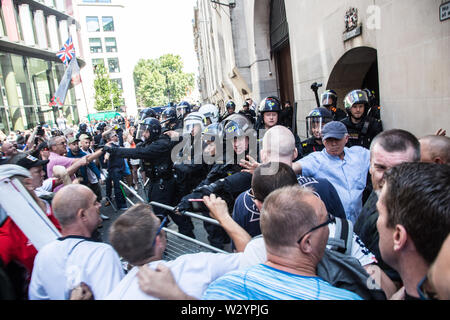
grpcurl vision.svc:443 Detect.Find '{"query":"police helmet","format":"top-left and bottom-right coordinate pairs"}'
top-left (198, 104), bottom-right (220, 125)
top-left (321, 90), bottom-right (338, 108)
top-left (363, 88), bottom-right (377, 107)
top-left (344, 90), bottom-right (369, 110)
top-left (202, 122), bottom-right (224, 143)
top-left (226, 100), bottom-right (236, 111)
top-left (183, 112), bottom-right (207, 136)
top-left (140, 107), bottom-right (157, 121)
top-left (161, 107), bottom-right (178, 126)
top-left (95, 122), bottom-right (107, 132)
top-left (176, 101), bottom-right (192, 118)
top-left (258, 97), bottom-right (282, 114)
top-left (222, 113), bottom-right (253, 140)
top-left (79, 123), bottom-right (87, 132)
top-left (306, 107), bottom-right (333, 139)
top-left (136, 117), bottom-right (161, 142)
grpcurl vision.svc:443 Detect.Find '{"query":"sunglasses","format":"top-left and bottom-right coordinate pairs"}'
top-left (297, 213), bottom-right (335, 244)
top-left (151, 216), bottom-right (168, 247)
top-left (417, 275), bottom-right (438, 300)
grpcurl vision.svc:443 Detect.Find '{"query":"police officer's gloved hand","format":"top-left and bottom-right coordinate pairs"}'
top-left (193, 179), bottom-right (225, 197)
top-left (175, 197), bottom-right (192, 214)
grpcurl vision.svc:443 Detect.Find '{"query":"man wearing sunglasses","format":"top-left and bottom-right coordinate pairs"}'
top-left (376, 162), bottom-right (450, 300)
top-left (137, 186), bottom-right (362, 300)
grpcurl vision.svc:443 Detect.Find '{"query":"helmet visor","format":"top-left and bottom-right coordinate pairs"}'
top-left (306, 117), bottom-right (324, 139)
top-left (321, 93), bottom-right (336, 107)
top-left (344, 90), bottom-right (369, 109)
top-left (136, 123), bottom-right (147, 141)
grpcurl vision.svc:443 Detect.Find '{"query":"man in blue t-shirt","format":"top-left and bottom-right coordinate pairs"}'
top-left (136, 185), bottom-right (362, 300)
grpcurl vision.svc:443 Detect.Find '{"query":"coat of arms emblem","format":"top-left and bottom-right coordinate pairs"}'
top-left (345, 8), bottom-right (358, 31)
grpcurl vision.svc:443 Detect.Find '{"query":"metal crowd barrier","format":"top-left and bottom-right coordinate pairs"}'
top-left (116, 179), bottom-right (228, 256)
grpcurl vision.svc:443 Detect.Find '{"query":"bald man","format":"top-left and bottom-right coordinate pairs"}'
top-left (419, 135), bottom-right (450, 165)
top-left (29, 185), bottom-right (124, 300)
top-left (1, 142), bottom-right (18, 159)
top-left (232, 126), bottom-right (346, 247)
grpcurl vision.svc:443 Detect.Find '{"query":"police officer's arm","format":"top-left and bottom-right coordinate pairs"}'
top-left (107, 140), bottom-right (169, 161)
top-left (203, 194), bottom-right (252, 252)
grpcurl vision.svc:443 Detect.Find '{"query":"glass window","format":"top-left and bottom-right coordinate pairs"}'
top-left (86, 16), bottom-right (100, 32)
top-left (102, 16), bottom-right (114, 32)
top-left (89, 38), bottom-right (103, 53)
top-left (107, 58), bottom-right (120, 73)
top-left (92, 58), bottom-right (104, 69)
top-left (111, 78), bottom-right (122, 90)
top-left (105, 37), bottom-right (117, 52)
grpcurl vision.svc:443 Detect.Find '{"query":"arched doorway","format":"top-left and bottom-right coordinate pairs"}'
top-left (327, 47), bottom-right (380, 109)
top-left (270, 0), bottom-right (294, 107)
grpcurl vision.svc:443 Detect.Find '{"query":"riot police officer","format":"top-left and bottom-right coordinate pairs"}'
top-left (176, 101), bottom-right (192, 128)
top-left (176, 114), bottom-right (253, 249)
top-left (321, 89), bottom-right (347, 121)
top-left (103, 117), bottom-right (195, 237)
top-left (161, 107), bottom-right (180, 131)
top-left (198, 104), bottom-right (220, 126)
top-left (76, 123), bottom-right (92, 140)
top-left (255, 96), bottom-right (302, 160)
top-left (301, 107), bottom-right (333, 156)
top-left (139, 107), bottom-right (157, 121)
top-left (363, 88), bottom-right (381, 120)
top-left (341, 89), bottom-right (383, 149)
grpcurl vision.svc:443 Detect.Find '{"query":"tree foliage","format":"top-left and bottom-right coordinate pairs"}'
top-left (133, 54), bottom-right (195, 107)
top-left (93, 64), bottom-right (123, 111)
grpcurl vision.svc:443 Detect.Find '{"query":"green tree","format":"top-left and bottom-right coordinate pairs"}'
top-left (133, 54), bottom-right (195, 107)
top-left (93, 64), bottom-right (123, 111)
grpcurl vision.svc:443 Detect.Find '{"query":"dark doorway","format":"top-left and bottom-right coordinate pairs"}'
top-left (327, 47), bottom-right (380, 110)
top-left (270, 0), bottom-right (294, 106)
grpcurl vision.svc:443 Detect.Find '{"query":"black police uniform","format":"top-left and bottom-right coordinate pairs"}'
top-left (106, 134), bottom-right (195, 237)
top-left (341, 116), bottom-right (383, 149)
top-left (330, 107), bottom-right (347, 121)
top-left (301, 137), bottom-right (325, 156)
top-left (178, 162), bottom-right (252, 249)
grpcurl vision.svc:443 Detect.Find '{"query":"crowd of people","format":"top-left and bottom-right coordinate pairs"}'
top-left (0, 90), bottom-right (449, 301)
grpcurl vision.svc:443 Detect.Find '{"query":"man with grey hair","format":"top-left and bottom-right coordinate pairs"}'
top-left (293, 121), bottom-right (371, 223)
top-left (419, 135), bottom-right (450, 165)
top-left (354, 129), bottom-right (421, 288)
top-left (28, 184), bottom-right (124, 300)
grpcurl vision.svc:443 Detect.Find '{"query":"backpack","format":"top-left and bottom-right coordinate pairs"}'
top-left (327, 217), bottom-right (353, 256)
top-left (317, 249), bottom-right (386, 300)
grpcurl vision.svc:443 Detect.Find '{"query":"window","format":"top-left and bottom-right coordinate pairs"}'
top-left (111, 78), bottom-right (123, 90)
top-left (108, 58), bottom-right (120, 73)
top-left (105, 37), bottom-right (117, 52)
top-left (86, 16), bottom-right (100, 32)
top-left (92, 58), bottom-right (104, 69)
top-left (89, 38), bottom-right (102, 53)
top-left (102, 16), bottom-right (114, 32)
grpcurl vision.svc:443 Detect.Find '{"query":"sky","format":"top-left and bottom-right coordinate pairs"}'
top-left (121, 0), bottom-right (199, 76)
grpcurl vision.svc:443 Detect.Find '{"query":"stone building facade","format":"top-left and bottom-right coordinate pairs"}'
top-left (193, 0), bottom-right (449, 139)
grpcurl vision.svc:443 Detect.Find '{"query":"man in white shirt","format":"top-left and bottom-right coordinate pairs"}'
top-left (28, 184), bottom-right (124, 300)
top-left (105, 203), bottom-right (241, 300)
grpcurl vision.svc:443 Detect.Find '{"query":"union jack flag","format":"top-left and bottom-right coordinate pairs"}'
top-left (56, 37), bottom-right (75, 66)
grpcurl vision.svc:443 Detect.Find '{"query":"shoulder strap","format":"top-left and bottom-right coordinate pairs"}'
top-left (327, 217), bottom-right (353, 255)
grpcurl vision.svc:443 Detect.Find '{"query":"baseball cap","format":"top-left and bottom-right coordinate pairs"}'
top-left (321, 121), bottom-right (348, 140)
top-left (67, 136), bottom-right (79, 145)
top-left (8, 153), bottom-right (49, 170)
top-left (79, 134), bottom-right (91, 141)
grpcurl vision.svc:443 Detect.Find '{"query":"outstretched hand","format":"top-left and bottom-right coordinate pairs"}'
top-left (203, 194), bottom-right (229, 222)
top-left (137, 264), bottom-right (192, 300)
top-left (239, 155), bottom-right (260, 174)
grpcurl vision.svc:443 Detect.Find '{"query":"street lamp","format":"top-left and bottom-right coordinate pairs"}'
top-left (210, 0), bottom-right (236, 8)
